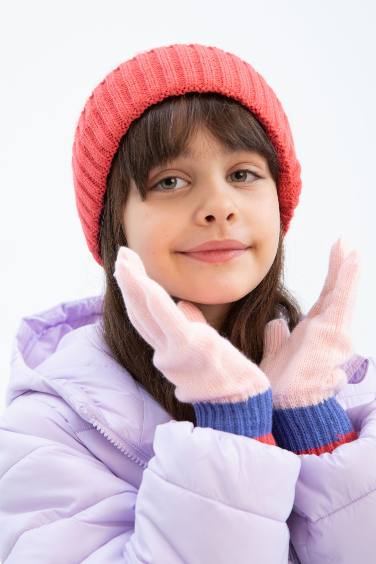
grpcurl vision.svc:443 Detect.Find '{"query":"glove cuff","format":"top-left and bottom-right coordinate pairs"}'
top-left (193, 387), bottom-right (276, 444)
top-left (272, 396), bottom-right (358, 454)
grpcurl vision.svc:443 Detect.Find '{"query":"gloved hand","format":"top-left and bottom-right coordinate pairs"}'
top-left (259, 238), bottom-right (361, 454)
top-left (113, 245), bottom-right (275, 444)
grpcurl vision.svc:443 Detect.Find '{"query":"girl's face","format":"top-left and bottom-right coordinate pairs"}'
top-left (122, 127), bottom-right (280, 331)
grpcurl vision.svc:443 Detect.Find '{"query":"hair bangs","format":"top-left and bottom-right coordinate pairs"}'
top-left (117, 92), bottom-right (280, 200)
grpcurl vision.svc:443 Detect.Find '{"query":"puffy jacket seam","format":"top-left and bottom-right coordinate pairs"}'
top-left (81, 530), bottom-right (133, 563)
top-left (148, 467), bottom-right (286, 523)
top-left (308, 484), bottom-right (376, 525)
top-left (33, 399), bottom-right (122, 467)
top-left (8, 490), bottom-right (127, 562)
top-left (31, 393), bottom-right (148, 463)
top-left (29, 395), bottom-right (94, 444)
top-left (0, 438), bottom-right (108, 484)
top-left (128, 514), bottom-right (190, 564)
top-left (0, 445), bottom-right (44, 482)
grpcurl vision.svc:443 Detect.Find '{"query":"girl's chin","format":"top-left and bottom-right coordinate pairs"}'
top-left (170, 291), bottom-right (249, 305)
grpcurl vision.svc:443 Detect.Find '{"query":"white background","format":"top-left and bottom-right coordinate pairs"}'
top-left (1, 0), bottom-right (375, 413)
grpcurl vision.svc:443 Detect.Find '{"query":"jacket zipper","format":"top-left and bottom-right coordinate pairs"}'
top-left (88, 416), bottom-right (149, 470)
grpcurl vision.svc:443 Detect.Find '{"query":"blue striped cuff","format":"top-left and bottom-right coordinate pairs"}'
top-left (193, 387), bottom-right (273, 439)
top-left (273, 396), bottom-right (357, 454)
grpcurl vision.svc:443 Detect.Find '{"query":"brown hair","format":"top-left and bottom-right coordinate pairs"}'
top-left (97, 92), bottom-right (303, 424)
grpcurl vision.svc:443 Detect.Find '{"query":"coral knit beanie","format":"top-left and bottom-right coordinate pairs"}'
top-left (71, 43), bottom-right (302, 267)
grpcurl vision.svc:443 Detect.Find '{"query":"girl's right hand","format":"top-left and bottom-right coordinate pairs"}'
top-left (259, 238), bottom-right (361, 409)
top-left (113, 246), bottom-right (270, 405)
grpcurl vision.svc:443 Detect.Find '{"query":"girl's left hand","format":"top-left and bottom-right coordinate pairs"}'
top-left (259, 238), bottom-right (361, 409)
top-left (113, 246), bottom-right (271, 404)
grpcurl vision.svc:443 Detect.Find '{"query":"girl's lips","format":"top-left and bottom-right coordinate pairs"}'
top-left (179, 248), bottom-right (249, 263)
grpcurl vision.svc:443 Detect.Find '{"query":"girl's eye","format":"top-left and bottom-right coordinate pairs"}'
top-left (230, 169), bottom-right (261, 183)
top-left (152, 176), bottom-right (188, 192)
top-left (150, 169), bottom-right (261, 192)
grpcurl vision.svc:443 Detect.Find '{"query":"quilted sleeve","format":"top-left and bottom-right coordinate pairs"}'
top-left (287, 398), bottom-right (376, 564)
top-left (0, 392), bottom-right (301, 564)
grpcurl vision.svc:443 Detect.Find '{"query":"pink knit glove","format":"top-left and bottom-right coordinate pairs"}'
top-left (259, 238), bottom-right (361, 409)
top-left (113, 246), bottom-right (271, 405)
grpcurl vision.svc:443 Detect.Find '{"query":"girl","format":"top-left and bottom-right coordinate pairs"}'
top-left (0, 43), bottom-right (375, 564)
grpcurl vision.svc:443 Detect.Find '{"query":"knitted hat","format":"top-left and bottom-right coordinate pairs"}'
top-left (72, 43), bottom-right (302, 267)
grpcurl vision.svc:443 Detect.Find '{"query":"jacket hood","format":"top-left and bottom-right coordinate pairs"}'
top-left (6, 294), bottom-right (173, 460)
top-left (6, 294), bottom-right (374, 459)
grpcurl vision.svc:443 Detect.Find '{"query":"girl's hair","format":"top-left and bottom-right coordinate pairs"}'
top-left (97, 92), bottom-right (303, 424)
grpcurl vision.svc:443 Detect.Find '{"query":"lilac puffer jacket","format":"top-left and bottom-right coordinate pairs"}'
top-left (0, 294), bottom-right (375, 563)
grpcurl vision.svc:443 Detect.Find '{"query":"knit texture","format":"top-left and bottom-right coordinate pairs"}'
top-left (72, 43), bottom-right (302, 266)
top-left (272, 397), bottom-right (358, 454)
top-left (193, 389), bottom-right (276, 445)
top-left (272, 356), bottom-right (368, 454)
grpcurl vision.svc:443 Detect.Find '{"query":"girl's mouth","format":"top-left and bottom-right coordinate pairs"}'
top-left (178, 249), bottom-right (248, 263)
